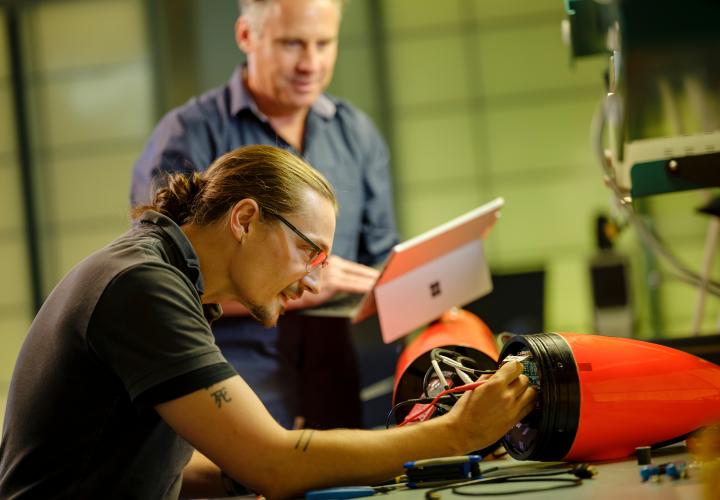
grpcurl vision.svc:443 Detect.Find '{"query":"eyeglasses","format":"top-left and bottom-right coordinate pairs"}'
top-left (267, 211), bottom-right (329, 272)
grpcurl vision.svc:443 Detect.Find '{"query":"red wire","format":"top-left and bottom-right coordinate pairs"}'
top-left (398, 380), bottom-right (486, 426)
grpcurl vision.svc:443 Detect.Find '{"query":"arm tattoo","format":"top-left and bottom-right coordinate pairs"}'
top-left (294, 429), bottom-right (315, 452)
top-left (210, 387), bottom-right (232, 408)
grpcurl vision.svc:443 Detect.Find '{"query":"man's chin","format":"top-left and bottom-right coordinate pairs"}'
top-left (287, 91), bottom-right (320, 108)
top-left (247, 304), bottom-right (280, 328)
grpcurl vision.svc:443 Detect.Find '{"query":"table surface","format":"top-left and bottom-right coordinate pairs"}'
top-left (380, 445), bottom-right (702, 500)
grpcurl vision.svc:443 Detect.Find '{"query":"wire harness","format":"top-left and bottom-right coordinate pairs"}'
top-left (387, 348), bottom-right (497, 428)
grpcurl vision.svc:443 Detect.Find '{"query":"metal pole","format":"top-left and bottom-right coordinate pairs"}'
top-left (6, 6), bottom-right (44, 312)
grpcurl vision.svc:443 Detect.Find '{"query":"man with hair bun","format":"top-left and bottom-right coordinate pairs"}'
top-left (132, 0), bottom-right (397, 431)
top-left (0, 145), bottom-right (536, 498)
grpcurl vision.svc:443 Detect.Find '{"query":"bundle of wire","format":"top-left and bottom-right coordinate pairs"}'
top-left (397, 381), bottom-right (486, 426)
top-left (387, 348), bottom-right (497, 428)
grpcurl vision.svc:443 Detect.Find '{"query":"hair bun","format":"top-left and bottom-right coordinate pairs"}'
top-left (152, 172), bottom-right (206, 225)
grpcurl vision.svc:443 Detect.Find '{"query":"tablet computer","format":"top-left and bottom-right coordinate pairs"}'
top-left (305, 197), bottom-right (504, 344)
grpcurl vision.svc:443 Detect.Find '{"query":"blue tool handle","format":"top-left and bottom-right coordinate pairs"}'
top-left (305, 486), bottom-right (376, 500)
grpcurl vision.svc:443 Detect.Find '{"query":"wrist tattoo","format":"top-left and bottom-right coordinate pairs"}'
top-left (210, 387), bottom-right (232, 408)
top-left (294, 429), bottom-right (315, 452)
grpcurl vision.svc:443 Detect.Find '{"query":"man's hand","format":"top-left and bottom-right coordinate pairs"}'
top-left (316, 254), bottom-right (381, 294)
top-left (448, 361), bottom-right (536, 452)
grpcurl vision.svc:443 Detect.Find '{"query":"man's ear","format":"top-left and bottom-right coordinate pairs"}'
top-left (235, 16), bottom-right (253, 53)
top-left (229, 198), bottom-right (260, 242)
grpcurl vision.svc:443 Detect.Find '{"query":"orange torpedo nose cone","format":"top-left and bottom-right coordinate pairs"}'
top-left (500, 332), bottom-right (720, 461)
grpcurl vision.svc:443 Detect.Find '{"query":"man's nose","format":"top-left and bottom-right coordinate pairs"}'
top-left (297, 44), bottom-right (320, 72)
top-left (301, 268), bottom-right (322, 294)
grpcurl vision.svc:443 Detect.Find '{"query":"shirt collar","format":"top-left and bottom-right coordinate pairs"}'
top-left (138, 210), bottom-right (206, 296)
top-left (229, 65), bottom-right (337, 120)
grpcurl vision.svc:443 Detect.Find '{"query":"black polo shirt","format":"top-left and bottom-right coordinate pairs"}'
top-left (0, 211), bottom-right (236, 499)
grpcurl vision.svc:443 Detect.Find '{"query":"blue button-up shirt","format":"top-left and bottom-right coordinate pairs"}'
top-left (131, 67), bottom-right (398, 265)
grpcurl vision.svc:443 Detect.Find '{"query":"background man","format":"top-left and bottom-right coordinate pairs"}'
top-left (131, 0), bottom-right (398, 429)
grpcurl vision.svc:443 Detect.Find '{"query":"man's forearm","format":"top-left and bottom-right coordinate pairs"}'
top-left (257, 416), bottom-right (465, 499)
top-left (159, 378), bottom-right (464, 499)
top-left (180, 450), bottom-right (227, 498)
top-left (178, 425), bottom-right (457, 500)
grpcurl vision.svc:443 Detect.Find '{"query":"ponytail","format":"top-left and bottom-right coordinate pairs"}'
top-left (131, 172), bottom-right (206, 225)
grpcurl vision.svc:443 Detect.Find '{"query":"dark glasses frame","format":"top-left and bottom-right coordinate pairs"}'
top-left (267, 210), bottom-right (329, 272)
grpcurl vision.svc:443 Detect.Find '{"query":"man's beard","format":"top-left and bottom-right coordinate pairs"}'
top-left (247, 302), bottom-right (281, 328)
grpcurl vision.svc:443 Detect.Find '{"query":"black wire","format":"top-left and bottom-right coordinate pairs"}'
top-left (385, 398), bottom-right (430, 428)
top-left (385, 394), bottom-right (467, 428)
top-left (385, 396), bottom-right (453, 428)
top-left (423, 467), bottom-right (588, 499)
top-left (453, 477), bottom-right (581, 496)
